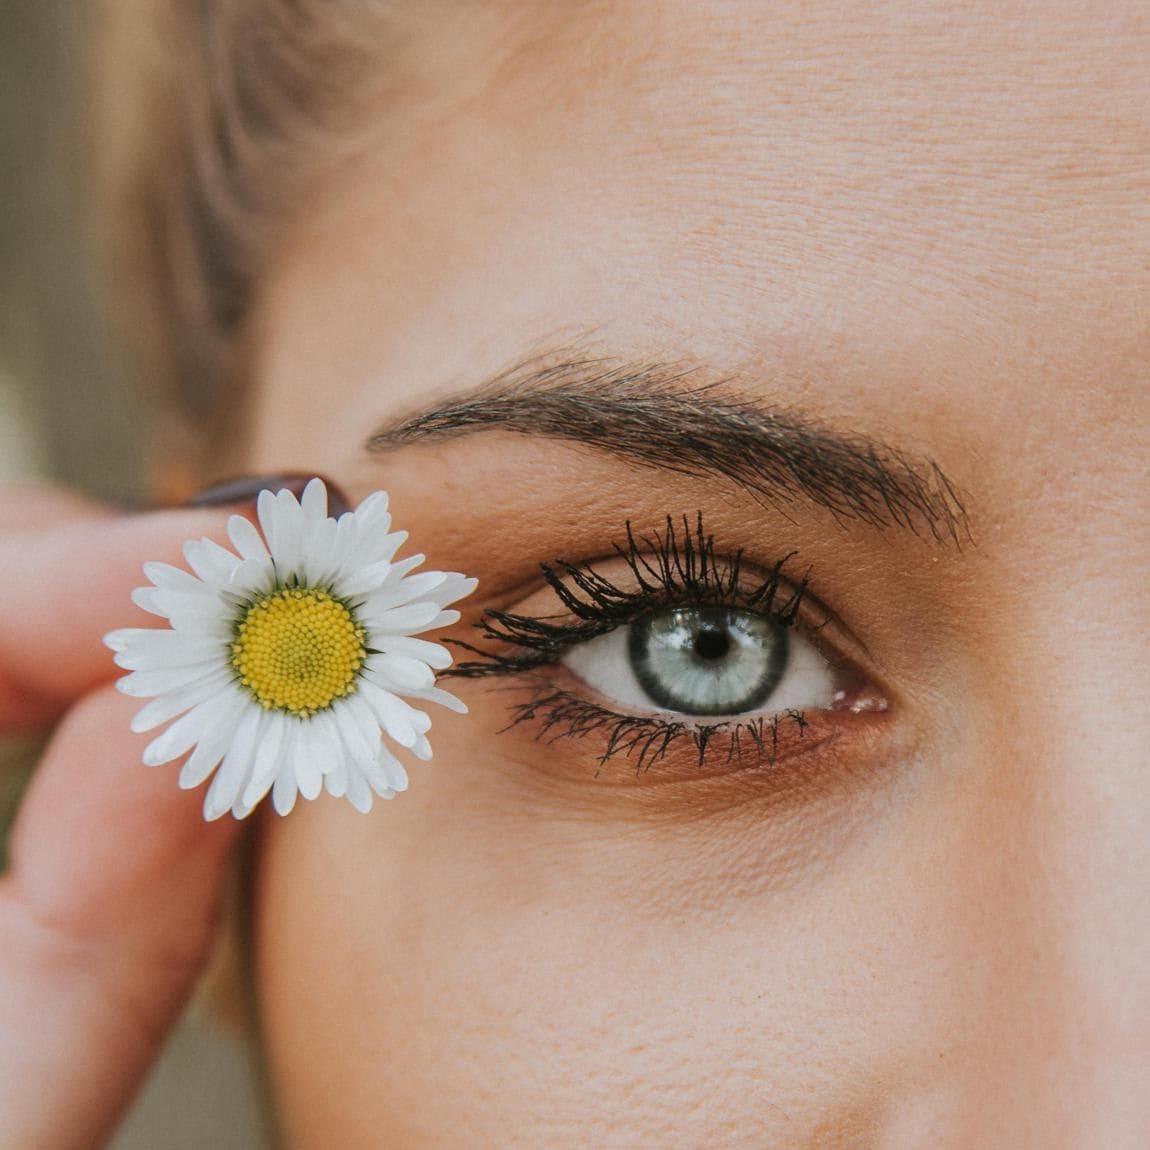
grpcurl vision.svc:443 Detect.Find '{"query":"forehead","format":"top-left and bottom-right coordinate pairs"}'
top-left (482, 1), bottom-right (1150, 320)
top-left (255, 1), bottom-right (1150, 465)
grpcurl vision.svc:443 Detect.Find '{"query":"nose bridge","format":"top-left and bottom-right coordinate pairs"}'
top-left (948, 531), bottom-right (1150, 1145)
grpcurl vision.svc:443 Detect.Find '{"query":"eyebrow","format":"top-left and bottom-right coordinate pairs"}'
top-left (366, 357), bottom-right (970, 546)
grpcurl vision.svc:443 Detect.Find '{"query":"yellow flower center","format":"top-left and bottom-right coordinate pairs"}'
top-left (230, 588), bottom-right (366, 716)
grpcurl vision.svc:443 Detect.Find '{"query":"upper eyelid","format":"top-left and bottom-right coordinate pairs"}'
top-left (445, 531), bottom-right (837, 678)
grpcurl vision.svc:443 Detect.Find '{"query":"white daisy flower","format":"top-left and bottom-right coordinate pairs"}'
top-left (104, 479), bottom-right (476, 820)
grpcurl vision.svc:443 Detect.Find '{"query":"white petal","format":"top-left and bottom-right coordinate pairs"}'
top-left (392, 570), bottom-right (448, 602)
top-left (166, 614), bottom-right (235, 642)
top-left (256, 498), bottom-right (283, 568)
top-left (240, 710), bottom-right (289, 809)
top-left (427, 573), bottom-right (478, 608)
top-left (334, 560), bottom-right (397, 600)
top-left (300, 516), bottom-right (338, 585)
top-left (203, 707), bottom-right (263, 820)
top-left (103, 628), bottom-right (133, 653)
top-left (272, 762), bottom-right (299, 815)
top-left (347, 691), bottom-right (383, 741)
top-left (113, 634), bottom-right (224, 671)
top-left (369, 553), bottom-right (424, 593)
top-left (370, 570), bottom-right (449, 612)
top-left (408, 608), bottom-right (462, 635)
top-left (354, 528), bottom-right (408, 570)
top-left (177, 690), bottom-right (248, 786)
top-left (256, 487), bottom-right (281, 544)
top-left (262, 488), bottom-right (305, 575)
top-left (130, 586), bottom-right (171, 617)
top-left (318, 514), bottom-right (360, 583)
top-left (142, 707), bottom-right (208, 766)
top-left (345, 767), bottom-right (374, 813)
top-left (143, 562), bottom-right (211, 595)
top-left (227, 557), bottom-right (273, 598)
top-left (130, 587), bottom-right (229, 628)
top-left (364, 652), bottom-right (436, 693)
top-left (345, 494), bottom-right (394, 560)
top-left (409, 734), bottom-right (434, 761)
top-left (375, 634), bottom-right (454, 671)
top-left (228, 514), bottom-right (270, 563)
top-left (325, 759), bottom-right (350, 798)
top-left (358, 679), bottom-right (427, 748)
top-left (355, 758), bottom-right (398, 801)
top-left (290, 717), bottom-right (325, 798)
top-left (104, 627), bottom-right (161, 653)
top-left (144, 685), bottom-right (242, 766)
top-left (111, 625), bottom-right (221, 657)
top-left (342, 694), bottom-right (385, 767)
top-left (232, 784), bottom-right (266, 820)
top-left (352, 489), bottom-right (388, 527)
top-left (403, 685), bottom-right (469, 715)
top-left (309, 710), bottom-right (347, 775)
top-left (295, 734), bottom-right (324, 801)
top-left (377, 745), bottom-right (409, 792)
top-left (361, 600), bottom-right (442, 635)
top-left (231, 794), bottom-right (260, 821)
top-left (129, 667), bottom-right (233, 732)
top-left (118, 664), bottom-right (219, 699)
top-left (184, 537), bottom-right (241, 584)
top-left (350, 734), bottom-right (406, 799)
top-left (180, 741), bottom-right (227, 790)
top-left (301, 476), bottom-right (329, 518)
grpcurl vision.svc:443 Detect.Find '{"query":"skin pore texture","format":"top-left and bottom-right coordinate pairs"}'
top-left (239, 3), bottom-right (1149, 1146)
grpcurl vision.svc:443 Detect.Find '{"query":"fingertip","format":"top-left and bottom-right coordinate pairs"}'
top-left (185, 473), bottom-right (351, 517)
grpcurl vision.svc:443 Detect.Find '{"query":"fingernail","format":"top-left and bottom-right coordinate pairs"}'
top-left (185, 473), bottom-right (351, 516)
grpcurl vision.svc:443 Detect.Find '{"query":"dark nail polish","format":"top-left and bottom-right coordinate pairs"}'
top-left (185, 473), bottom-right (351, 517)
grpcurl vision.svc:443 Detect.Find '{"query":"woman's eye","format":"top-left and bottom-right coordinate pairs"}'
top-left (447, 519), bottom-right (892, 772)
top-left (561, 606), bottom-right (836, 718)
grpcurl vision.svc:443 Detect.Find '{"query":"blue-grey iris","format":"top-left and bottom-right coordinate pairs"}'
top-left (627, 607), bottom-right (788, 715)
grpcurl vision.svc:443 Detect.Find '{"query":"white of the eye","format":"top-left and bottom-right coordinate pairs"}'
top-left (561, 621), bottom-right (836, 717)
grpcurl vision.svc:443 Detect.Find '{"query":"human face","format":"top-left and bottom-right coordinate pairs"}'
top-left (244, 3), bottom-right (1150, 1145)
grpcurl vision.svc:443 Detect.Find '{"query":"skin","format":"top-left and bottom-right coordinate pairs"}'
top-left (0, 496), bottom-right (242, 1147)
top-left (1, 1), bottom-right (1146, 1146)
top-left (243, 2), bottom-right (1150, 1146)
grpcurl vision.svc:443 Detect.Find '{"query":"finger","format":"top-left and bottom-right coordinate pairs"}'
top-left (0, 485), bottom-right (111, 533)
top-left (0, 476), bottom-right (348, 734)
top-left (0, 687), bottom-right (241, 1148)
top-left (0, 494), bottom-right (234, 730)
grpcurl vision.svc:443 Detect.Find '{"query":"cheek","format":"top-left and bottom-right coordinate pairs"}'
top-left (254, 719), bottom-right (963, 1148)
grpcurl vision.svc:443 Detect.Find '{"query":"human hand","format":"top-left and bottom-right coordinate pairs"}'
top-left (0, 487), bottom-right (245, 1148)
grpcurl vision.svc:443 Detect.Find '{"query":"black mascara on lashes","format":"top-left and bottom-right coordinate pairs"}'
top-left (445, 512), bottom-right (814, 678)
top-left (441, 513), bottom-right (819, 773)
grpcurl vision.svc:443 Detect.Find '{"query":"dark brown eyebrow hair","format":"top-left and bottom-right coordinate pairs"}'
top-left (366, 357), bottom-right (970, 546)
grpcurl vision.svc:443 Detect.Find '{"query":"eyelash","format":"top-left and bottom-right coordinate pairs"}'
top-left (445, 514), bottom-right (825, 772)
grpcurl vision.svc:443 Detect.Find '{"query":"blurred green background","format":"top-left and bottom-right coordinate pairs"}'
top-left (1, 3), bottom-right (270, 1145)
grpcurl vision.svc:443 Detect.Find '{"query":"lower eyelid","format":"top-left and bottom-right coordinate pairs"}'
top-left (483, 676), bottom-right (918, 815)
top-left (502, 673), bottom-right (833, 774)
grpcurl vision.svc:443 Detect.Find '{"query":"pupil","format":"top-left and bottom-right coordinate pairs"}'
top-left (627, 606), bottom-right (790, 716)
top-left (692, 626), bottom-right (730, 662)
